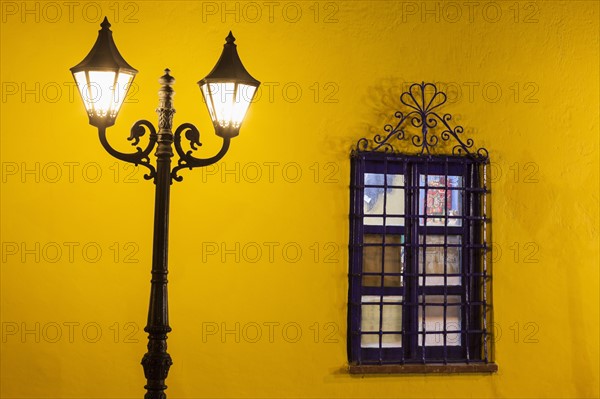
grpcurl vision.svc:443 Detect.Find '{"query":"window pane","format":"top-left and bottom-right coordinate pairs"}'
top-left (361, 296), bottom-right (403, 348)
top-left (364, 173), bottom-right (404, 226)
top-left (362, 234), bottom-right (404, 287)
top-left (418, 295), bottom-right (461, 346)
top-left (419, 235), bottom-right (461, 286)
top-left (419, 175), bottom-right (463, 226)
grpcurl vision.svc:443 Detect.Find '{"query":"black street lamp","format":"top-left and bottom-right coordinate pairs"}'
top-left (70, 17), bottom-right (260, 399)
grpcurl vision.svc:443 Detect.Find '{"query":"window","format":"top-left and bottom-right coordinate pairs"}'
top-left (348, 152), bottom-right (493, 370)
top-left (348, 82), bottom-right (495, 372)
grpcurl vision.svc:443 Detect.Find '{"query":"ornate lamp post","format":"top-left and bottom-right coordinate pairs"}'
top-left (70, 18), bottom-right (260, 399)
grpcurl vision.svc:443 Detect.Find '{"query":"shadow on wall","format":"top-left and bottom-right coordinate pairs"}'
top-left (320, 76), bottom-right (487, 164)
top-left (357, 77), bottom-right (478, 155)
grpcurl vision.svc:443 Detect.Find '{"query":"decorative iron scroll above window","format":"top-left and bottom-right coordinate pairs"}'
top-left (348, 82), bottom-right (495, 372)
top-left (354, 82), bottom-right (488, 160)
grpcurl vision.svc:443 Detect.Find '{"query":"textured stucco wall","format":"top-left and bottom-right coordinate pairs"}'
top-left (1, 1), bottom-right (598, 398)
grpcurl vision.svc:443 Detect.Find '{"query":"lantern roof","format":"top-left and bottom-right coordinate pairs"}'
top-left (70, 17), bottom-right (138, 74)
top-left (198, 32), bottom-right (259, 86)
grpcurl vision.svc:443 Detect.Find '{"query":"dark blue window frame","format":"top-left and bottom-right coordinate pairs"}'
top-left (349, 151), bottom-right (491, 365)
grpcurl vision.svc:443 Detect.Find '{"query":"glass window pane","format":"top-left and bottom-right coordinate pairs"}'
top-left (418, 295), bottom-right (461, 346)
top-left (419, 175), bottom-right (463, 226)
top-left (362, 234), bottom-right (404, 287)
top-left (419, 235), bottom-right (461, 286)
top-left (361, 296), bottom-right (403, 348)
top-left (364, 173), bottom-right (404, 226)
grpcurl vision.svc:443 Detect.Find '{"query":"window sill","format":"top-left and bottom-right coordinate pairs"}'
top-left (349, 363), bottom-right (498, 374)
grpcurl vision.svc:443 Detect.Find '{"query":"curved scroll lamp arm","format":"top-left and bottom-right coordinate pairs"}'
top-left (97, 120), bottom-right (158, 180)
top-left (170, 123), bottom-right (231, 182)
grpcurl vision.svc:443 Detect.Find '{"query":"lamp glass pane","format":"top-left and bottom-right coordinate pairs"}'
top-left (88, 71), bottom-right (117, 117)
top-left (210, 82), bottom-right (234, 128)
top-left (112, 72), bottom-right (134, 117)
top-left (205, 82), bottom-right (256, 128)
top-left (200, 83), bottom-right (216, 121)
top-left (73, 71), bottom-right (94, 114)
top-left (232, 84), bottom-right (256, 126)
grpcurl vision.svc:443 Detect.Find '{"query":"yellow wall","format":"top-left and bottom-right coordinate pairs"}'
top-left (1, 1), bottom-right (598, 398)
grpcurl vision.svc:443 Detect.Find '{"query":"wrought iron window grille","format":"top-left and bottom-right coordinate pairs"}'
top-left (354, 82), bottom-right (488, 160)
top-left (348, 82), bottom-right (494, 370)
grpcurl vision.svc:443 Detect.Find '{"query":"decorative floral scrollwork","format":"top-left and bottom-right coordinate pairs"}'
top-left (171, 123), bottom-right (231, 182)
top-left (98, 120), bottom-right (158, 180)
top-left (359, 111), bottom-right (407, 153)
top-left (128, 120), bottom-right (155, 146)
top-left (98, 119), bottom-right (231, 184)
top-left (182, 124), bottom-right (202, 150)
top-left (354, 82), bottom-right (488, 160)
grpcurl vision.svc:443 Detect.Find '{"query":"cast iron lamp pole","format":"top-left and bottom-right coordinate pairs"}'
top-left (70, 18), bottom-right (260, 399)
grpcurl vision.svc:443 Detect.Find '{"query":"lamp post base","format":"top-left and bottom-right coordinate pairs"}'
top-left (141, 334), bottom-right (173, 399)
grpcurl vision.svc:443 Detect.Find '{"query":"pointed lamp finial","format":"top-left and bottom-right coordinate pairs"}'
top-left (159, 68), bottom-right (175, 86)
top-left (100, 16), bottom-right (111, 30)
top-left (226, 31), bottom-right (236, 44)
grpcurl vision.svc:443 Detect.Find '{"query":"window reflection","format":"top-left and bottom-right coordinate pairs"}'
top-left (419, 175), bottom-right (463, 226)
top-left (364, 173), bottom-right (404, 226)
